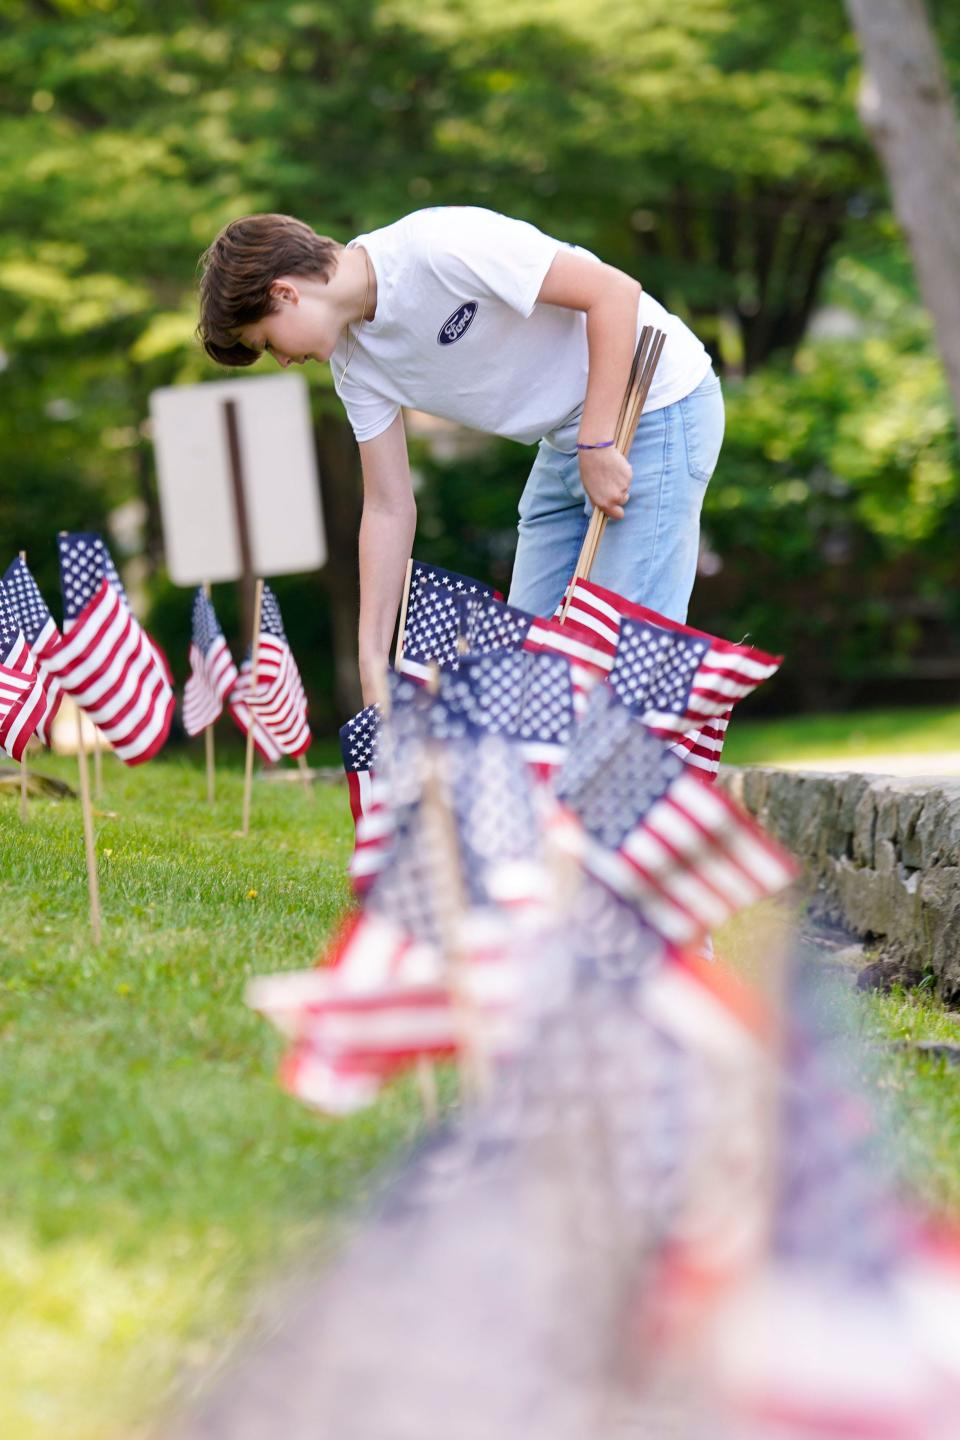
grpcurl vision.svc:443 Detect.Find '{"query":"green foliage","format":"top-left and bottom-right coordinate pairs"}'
top-left (0, 0), bottom-right (956, 717)
top-left (694, 257), bottom-right (960, 706)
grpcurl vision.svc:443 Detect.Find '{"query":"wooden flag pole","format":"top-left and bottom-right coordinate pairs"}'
top-left (93, 726), bottom-right (103, 801)
top-left (240, 578), bottom-right (265, 837)
top-left (75, 706), bottom-right (103, 944)
top-left (393, 557), bottom-right (414, 669)
top-left (202, 582), bottom-right (216, 805)
top-left (18, 550), bottom-right (29, 822)
top-left (296, 752), bottom-right (313, 798)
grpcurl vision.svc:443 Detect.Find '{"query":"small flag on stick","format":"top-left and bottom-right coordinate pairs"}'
top-left (229, 583), bottom-right (311, 759)
top-left (0, 579), bottom-right (47, 762)
top-left (558, 579), bottom-right (781, 779)
top-left (2, 555), bottom-right (63, 746)
top-left (43, 533), bottom-right (174, 764)
top-left (183, 587), bottom-right (239, 736)
top-left (553, 686), bottom-right (797, 947)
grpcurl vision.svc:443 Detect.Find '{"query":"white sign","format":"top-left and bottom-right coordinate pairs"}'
top-left (150, 373), bottom-right (326, 585)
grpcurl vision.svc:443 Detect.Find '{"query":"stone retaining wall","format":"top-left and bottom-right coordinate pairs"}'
top-left (720, 768), bottom-right (960, 998)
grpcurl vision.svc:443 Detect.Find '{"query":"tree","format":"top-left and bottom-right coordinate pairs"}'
top-left (844, 0), bottom-right (960, 419)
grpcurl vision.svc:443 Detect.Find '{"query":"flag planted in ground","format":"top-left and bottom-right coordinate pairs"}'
top-left (0, 576), bottom-right (50, 760)
top-left (339, 654), bottom-right (571, 893)
top-left (557, 579), bottom-right (781, 779)
top-left (182, 588), bottom-right (238, 737)
top-left (458, 591), bottom-right (610, 717)
top-left (229, 584), bottom-right (310, 758)
top-left (339, 702), bottom-right (391, 890)
top-left (249, 907), bottom-right (523, 1115)
top-left (42, 533), bottom-right (174, 764)
top-left (553, 686), bottom-right (797, 947)
top-left (2, 557), bottom-right (63, 745)
top-left (397, 561), bottom-right (501, 678)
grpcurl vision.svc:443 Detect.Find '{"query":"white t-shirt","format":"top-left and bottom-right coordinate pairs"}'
top-left (331, 207), bottom-right (711, 451)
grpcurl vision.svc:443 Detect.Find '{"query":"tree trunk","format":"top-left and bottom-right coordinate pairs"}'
top-left (845, 0), bottom-right (960, 417)
top-left (315, 409), bottom-right (364, 720)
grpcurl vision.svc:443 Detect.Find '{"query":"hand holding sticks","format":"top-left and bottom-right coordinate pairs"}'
top-left (559, 326), bottom-right (666, 621)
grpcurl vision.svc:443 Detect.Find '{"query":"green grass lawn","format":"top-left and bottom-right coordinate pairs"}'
top-left (723, 703), bottom-right (960, 766)
top-left (0, 752), bottom-right (425, 1440)
top-left (3, 749), bottom-right (960, 1440)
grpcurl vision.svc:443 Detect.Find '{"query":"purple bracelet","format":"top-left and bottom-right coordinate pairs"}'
top-left (576, 439), bottom-right (616, 451)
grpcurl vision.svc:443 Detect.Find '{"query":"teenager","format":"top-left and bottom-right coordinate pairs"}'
top-left (197, 206), bottom-right (724, 703)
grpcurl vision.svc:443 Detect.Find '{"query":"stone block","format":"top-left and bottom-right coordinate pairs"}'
top-left (724, 767), bottom-right (960, 995)
top-left (852, 788), bottom-right (877, 868)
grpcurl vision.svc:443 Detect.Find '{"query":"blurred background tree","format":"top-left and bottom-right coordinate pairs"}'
top-left (1, 0), bottom-right (957, 728)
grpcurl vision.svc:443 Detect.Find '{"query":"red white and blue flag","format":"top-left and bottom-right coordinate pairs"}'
top-left (229, 584), bottom-right (311, 759)
top-left (397, 561), bottom-right (502, 679)
top-left (42, 533), bottom-right (174, 764)
top-left (558, 578), bottom-right (781, 779)
top-left (2, 556), bottom-right (63, 745)
top-left (0, 580), bottom-right (46, 761)
top-left (553, 686), bottom-right (797, 947)
top-left (182, 588), bottom-right (238, 737)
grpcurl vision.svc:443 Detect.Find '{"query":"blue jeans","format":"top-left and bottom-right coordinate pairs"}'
top-left (508, 371), bottom-right (725, 622)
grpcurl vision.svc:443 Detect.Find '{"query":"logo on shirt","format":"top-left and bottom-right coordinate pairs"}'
top-left (437, 302), bottom-right (479, 346)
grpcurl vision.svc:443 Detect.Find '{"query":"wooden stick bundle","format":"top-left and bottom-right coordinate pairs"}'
top-left (558, 325), bottom-right (667, 621)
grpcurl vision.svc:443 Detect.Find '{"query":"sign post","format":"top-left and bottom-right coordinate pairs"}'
top-left (150, 373), bottom-right (327, 802)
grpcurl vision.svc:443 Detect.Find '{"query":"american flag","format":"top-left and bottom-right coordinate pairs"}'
top-left (553, 685), bottom-right (797, 947)
top-left (229, 584), bottom-right (311, 758)
top-left (2, 556), bottom-right (63, 745)
top-left (0, 581), bottom-right (46, 761)
top-left (182, 588), bottom-right (238, 737)
top-left (339, 702), bottom-right (391, 891)
top-left (557, 578), bottom-right (781, 779)
top-left (340, 654), bottom-right (573, 892)
top-left (399, 578), bottom-right (609, 719)
top-left (459, 592), bottom-right (610, 717)
top-left (398, 561), bottom-right (501, 680)
top-left (249, 908), bottom-right (523, 1115)
top-left (41, 533), bottom-right (175, 764)
top-left (697, 961), bottom-right (955, 1439)
top-left (442, 649), bottom-right (575, 778)
top-left (252, 737), bottom-right (543, 1114)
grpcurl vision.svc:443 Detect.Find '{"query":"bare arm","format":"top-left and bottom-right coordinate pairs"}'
top-left (536, 250), bottom-right (642, 520)
top-left (357, 411), bottom-right (417, 704)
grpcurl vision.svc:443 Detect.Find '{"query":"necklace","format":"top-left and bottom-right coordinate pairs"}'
top-left (333, 249), bottom-right (371, 393)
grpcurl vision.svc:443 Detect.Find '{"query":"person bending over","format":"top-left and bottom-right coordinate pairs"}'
top-left (197, 206), bottom-right (724, 704)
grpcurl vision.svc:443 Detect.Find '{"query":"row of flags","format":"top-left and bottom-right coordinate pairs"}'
top-left (257, 554), bottom-right (795, 1111)
top-left (184, 585), bottom-right (311, 761)
top-left (339, 562), bottom-right (781, 894)
top-left (240, 558), bottom-right (960, 1437)
top-left (0, 534), bottom-right (310, 769)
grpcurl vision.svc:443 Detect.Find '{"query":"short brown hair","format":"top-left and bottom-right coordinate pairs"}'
top-left (197, 214), bottom-right (342, 366)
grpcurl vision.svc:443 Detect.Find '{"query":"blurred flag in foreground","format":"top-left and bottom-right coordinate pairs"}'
top-left (182, 588), bottom-right (238, 737)
top-left (553, 686), bottom-right (796, 947)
